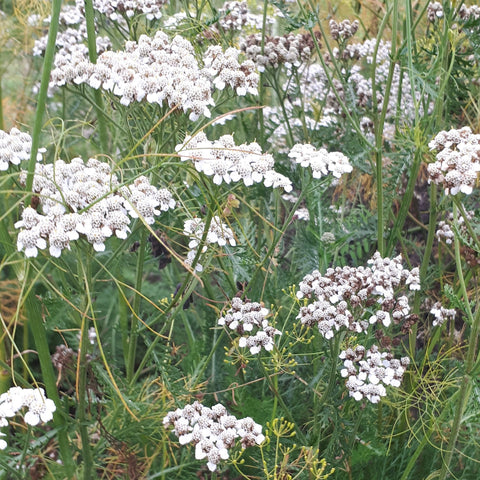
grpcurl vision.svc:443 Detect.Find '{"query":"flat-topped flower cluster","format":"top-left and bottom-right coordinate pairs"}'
top-left (217, 1), bottom-right (249, 31)
top-left (427, 126), bottom-right (480, 195)
top-left (183, 216), bottom-right (236, 272)
top-left (0, 387), bottom-right (56, 450)
top-left (15, 157), bottom-right (175, 257)
top-left (163, 401), bottom-right (264, 472)
top-left (288, 143), bottom-right (353, 179)
top-left (296, 252), bottom-right (419, 403)
top-left (50, 31), bottom-right (258, 120)
top-left (0, 128), bottom-right (44, 171)
top-left (91, 0), bottom-right (167, 21)
top-left (218, 297), bottom-right (282, 354)
top-left (329, 19), bottom-right (360, 41)
top-left (340, 345), bottom-right (410, 403)
top-left (427, 1), bottom-right (480, 23)
top-left (240, 31), bottom-right (322, 71)
top-left (176, 132), bottom-right (293, 191)
top-left (430, 302), bottom-right (456, 327)
top-left (296, 252), bottom-right (420, 339)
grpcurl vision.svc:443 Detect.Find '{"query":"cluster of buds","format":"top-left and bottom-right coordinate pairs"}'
top-left (329, 19), bottom-right (360, 41)
top-left (0, 128), bottom-right (44, 171)
top-left (163, 401), bottom-right (264, 472)
top-left (0, 387), bottom-right (56, 449)
top-left (288, 143), bottom-right (353, 179)
top-left (427, 126), bottom-right (480, 195)
top-left (240, 31), bottom-right (322, 71)
top-left (340, 345), bottom-right (410, 403)
top-left (296, 252), bottom-right (420, 339)
top-left (218, 297), bottom-right (281, 354)
top-left (15, 157), bottom-right (175, 257)
top-left (183, 216), bottom-right (236, 272)
top-left (176, 132), bottom-right (293, 191)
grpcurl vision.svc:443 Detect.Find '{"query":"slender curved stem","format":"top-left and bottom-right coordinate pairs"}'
top-left (84, 0), bottom-right (109, 152)
top-left (438, 204), bottom-right (480, 480)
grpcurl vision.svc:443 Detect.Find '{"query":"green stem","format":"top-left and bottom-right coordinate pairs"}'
top-left (23, 264), bottom-right (75, 475)
top-left (84, 0), bottom-right (109, 152)
top-left (438, 204), bottom-right (480, 480)
top-left (257, 0), bottom-right (268, 148)
top-left (25, 0), bottom-right (63, 201)
top-left (0, 78), bottom-right (4, 131)
top-left (372, 0), bottom-right (397, 255)
top-left (299, 0), bottom-right (373, 149)
top-left (127, 227), bottom-right (147, 383)
top-left (409, 183), bottom-right (437, 357)
top-left (76, 251), bottom-right (94, 479)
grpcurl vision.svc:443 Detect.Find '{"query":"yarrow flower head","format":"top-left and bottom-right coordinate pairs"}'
top-left (329, 19), bottom-right (360, 41)
top-left (430, 302), bottom-right (456, 327)
top-left (0, 128), bottom-right (44, 171)
top-left (426, 2), bottom-right (480, 23)
top-left (15, 157), bottom-right (175, 257)
top-left (339, 345), bottom-right (410, 403)
top-left (240, 31), bottom-right (322, 72)
top-left (176, 132), bottom-right (292, 191)
top-left (288, 143), bottom-right (353, 179)
top-left (217, 1), bottom-right (249, 31)
top-left (183, 216), bottom-right (236, 272)
top-left (49, 30), bottom-right (257, 120)
top-left (218, 297), bottom-right (282, 354)
top-left (427, 126), bottom-right (480, 195)
top-left (163, 401), bottom-right (264, 471)
top-left (296, 252), bottom-right (420, 339)
top-left (0, 387), bottom-right (56, 449)
top-left (202, 46), bottom-right (259, 96)
top-left (91, 0), bottom-right (167, 21)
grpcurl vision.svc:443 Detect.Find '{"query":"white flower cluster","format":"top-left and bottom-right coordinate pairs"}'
top-left (427, 2), bottom-right (480, 22)
top-left (163, 401), bottom-right (265, 472)
top-left (427, 2), bottom-right (444, 22)
top-left (340, 345), bottom-right (410, 403)
top-left (32, 4), bottom-right (87, 57)
top-left (218, 297), bottom-right (281, 354)
top-left (91, 0), bottom-right (167, 21)
top-left (51, 32), bottom-right (213, 120)
top-left (183, 216), bottom-right (236, 272)
top-left (427, 126), bottom-right (480, 195)
top-left (288, 143), bottom-right (353, 179)
top-left (240, 31), bottom-right (321, 72)
top-left (32, 2), bottom-right (111, 61)
top-left (0, 387), bottom-right (56, 449)
top-left (436, 210), bottom-right (473, 245)
top-left (49, 31), bottom-right (257, 120)
top-left (16, 157), bottom-right (175, 257)
top-left (218, 1), bottom-right (249, 31)
top-left (329, 19), bottom-right (360, 41)
top-left (0, 128), bottom-right (44, 171)
top-left (296, 252), bottom-right (420, 339)
top-left (430, 301), bottom-right (456, 327)
top-left (203, 46), bottom-right (259, 96)
top-left (176, 132), bottom-right (293, 191)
